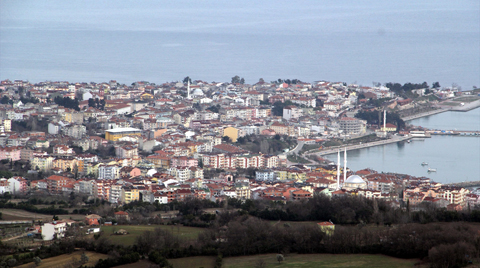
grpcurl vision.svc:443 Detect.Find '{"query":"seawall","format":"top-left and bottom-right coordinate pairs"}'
top-left (449, 99), bottom-right (480, 112)
top-left (308, 135), bottom-right (411, 157)
top-left (402, 108), bottom-right (450, 121)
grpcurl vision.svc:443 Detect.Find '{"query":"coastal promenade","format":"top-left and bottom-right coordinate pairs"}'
top-left (402, 108), bottom-right (450, 121)
top-left (307, 135), bottom-right (411, 157)
top-left (449, 98), bottom-right (480, 112)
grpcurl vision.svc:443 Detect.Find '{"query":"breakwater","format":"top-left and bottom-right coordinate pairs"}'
top-left (308, 135), bottom-right (411, 157)
top-left (402, 108), bottom-right (450, 121)
top-left (446, 181), bottom-right (480, 188)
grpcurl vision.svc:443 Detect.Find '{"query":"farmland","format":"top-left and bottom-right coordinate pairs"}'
top-left (99, 224), bottom-right (205, 246)
top-left (16, 251), bottom-right (108, 268)
top-left (222, 253), bottom-right (424, 268)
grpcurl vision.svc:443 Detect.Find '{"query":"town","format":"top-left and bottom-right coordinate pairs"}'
top-left (0, 78), bottom-right (479, 211)
top-left (1, 77), bottom-right (480, 267)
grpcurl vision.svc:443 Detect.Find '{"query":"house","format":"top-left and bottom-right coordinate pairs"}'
top-left (381, 123), bottom-right (397, 132)
top-left (114, 211), bottom-right (130, 222)
top-left (85, 214), bottom-right (102, 225)
top-left (41, 221), bottom-right (67, 241)
top-left (317, 221), bottom-right (335, 236)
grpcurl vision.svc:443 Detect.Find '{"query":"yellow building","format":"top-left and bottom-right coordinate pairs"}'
top-left (121, 186), bottom-right (140, 204)
top-left (275, 170), bottom-right (288, 181)
top-left (223, 127), bottom-right (239, 142)
top-left (31, 156), bottom-right (55, 171)
top-left (2, 119), bottom-right (11, 132)
top-left (85, 162), bottom-right (103, 177)
top-left (64, 112), bottom-right (72, 123)
top-left (105, 127), bottom-right (142, 141)
top-left (52, 158), bottom-right (78, 172)
top-left (381, 123), bottom-right (397, 132)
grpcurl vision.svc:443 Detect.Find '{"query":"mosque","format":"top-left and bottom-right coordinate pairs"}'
top-left (336, 148), bottom-right (367, 190)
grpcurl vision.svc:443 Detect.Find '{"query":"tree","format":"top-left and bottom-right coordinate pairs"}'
top-left (0, 96), bottom-right (12, 105)
top-left (276, 254), bottom-right (284, 263)
top-left (33, 257), bottom-right (42, 266)
top-left (183, 76), bottom-right (192, 84)
top-left (240, 78), bottom-right (245, 84)
top-left (7, 258), bottom-right (16, 267)
top-left (231, 75), bottom-right (241, 84)
top-left (432, 82), bottom-right (440, 89)
top-left (80, 252), bottom-right (89, 264)
top-left (222, 136), bottom-right (232, 143)
top-left (88, 98), bottom-right (95, 108)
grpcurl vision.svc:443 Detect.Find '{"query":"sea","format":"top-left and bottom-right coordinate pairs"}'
top-left (323, 108), bottom-right (480, 184)
top-left (0, 1), bottom-right (479, 88)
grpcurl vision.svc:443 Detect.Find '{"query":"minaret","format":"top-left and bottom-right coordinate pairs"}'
top-left (336, 149), bottom-right (340, 190)
top-left (383, 110), bottom-right (386, 131)
top-left (187, 80), bottom-right (191, 99)
top-left (343, 147), bottom-right (347, 185)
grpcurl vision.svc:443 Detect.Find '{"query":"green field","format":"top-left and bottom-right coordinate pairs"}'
top-left (223, 253), bottom-right (424, 268)
top-left (168, 256), bottom-right (217, 268)
top-left (99, 225), bottom-right (205, 246)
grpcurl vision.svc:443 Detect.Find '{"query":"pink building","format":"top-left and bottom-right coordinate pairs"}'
top-left (170, 156), bottom-right (198, 168)
top-left (0, 146), bottom-right (21, 161)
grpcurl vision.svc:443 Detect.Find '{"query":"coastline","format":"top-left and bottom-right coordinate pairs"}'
top-left (402, 108), bottom-right (450, 121)
top-left (308, 135), bottom-right (411, 157)
top-left (448, 98), bottom-right (480, 112)
top-left (401, 98), bottom-right (480, 121)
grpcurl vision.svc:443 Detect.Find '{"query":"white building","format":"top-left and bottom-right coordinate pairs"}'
top-left (256, 170), bottom-right (275, 181)
top-left (98, 164), bottom-right (119, 180)
top-left (41, 221), bottom-right (67, 241)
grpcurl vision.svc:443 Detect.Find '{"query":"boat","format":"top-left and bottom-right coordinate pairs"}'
top-left (407, 140), bottom-right (411, 143)
top-left (421, 162), bottom-right (428, 166)
top-left (428, 168), bottom-right (437, 172)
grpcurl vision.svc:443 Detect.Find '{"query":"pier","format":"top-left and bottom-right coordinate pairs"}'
top-left (446, 181), bottom-right (480, 188)
top-left (426, 130), bottom-right (480, 136)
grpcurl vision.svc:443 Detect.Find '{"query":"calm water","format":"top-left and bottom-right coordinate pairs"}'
top-left (324, 108), bottom-right (480, 183)
top-left (1, 1), bottom-right (479, 88)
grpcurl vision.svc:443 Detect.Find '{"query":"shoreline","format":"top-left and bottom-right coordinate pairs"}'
top-left (402, 108), bottom-right (450, 121)
top-left (308, 135), bottom-right (411, 157)
top-left (447, 98), bottom-right (480, 112)
top-left (401, 98), bottom-right (480, 121)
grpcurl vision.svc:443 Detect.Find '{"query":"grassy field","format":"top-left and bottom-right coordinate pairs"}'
top-left (0, 208), bottom-right (85, 221)
top-left (223, 253), bottom-right (424, 268)
top-left (111, 260), bottom-right (153, 268)
top-left (168, 256), bottom-right (217, 268)
top-left (100, 225), bottom-right (205, 246)
top-left (17, 251), bottom-right (108, 268)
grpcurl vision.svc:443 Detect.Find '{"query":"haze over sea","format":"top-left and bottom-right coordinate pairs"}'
top-left (1, 1), bottom-right (479, 89)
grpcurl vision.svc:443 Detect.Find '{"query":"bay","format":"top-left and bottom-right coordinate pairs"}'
top-left (323, 108), bottom-right (480, 183)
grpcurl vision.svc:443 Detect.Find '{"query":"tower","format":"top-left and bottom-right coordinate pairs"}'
top-left (187, 80), bottom-right (191, 99)
top-left (383, 110), bottom-right (386, 131)
top-left (336, 149), bottom-right (340, 190)
top-left (343, 147), bottom-right (347, 185)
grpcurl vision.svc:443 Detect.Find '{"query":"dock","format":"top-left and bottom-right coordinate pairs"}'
top-left (426, 130), bottom-right (480, 136)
